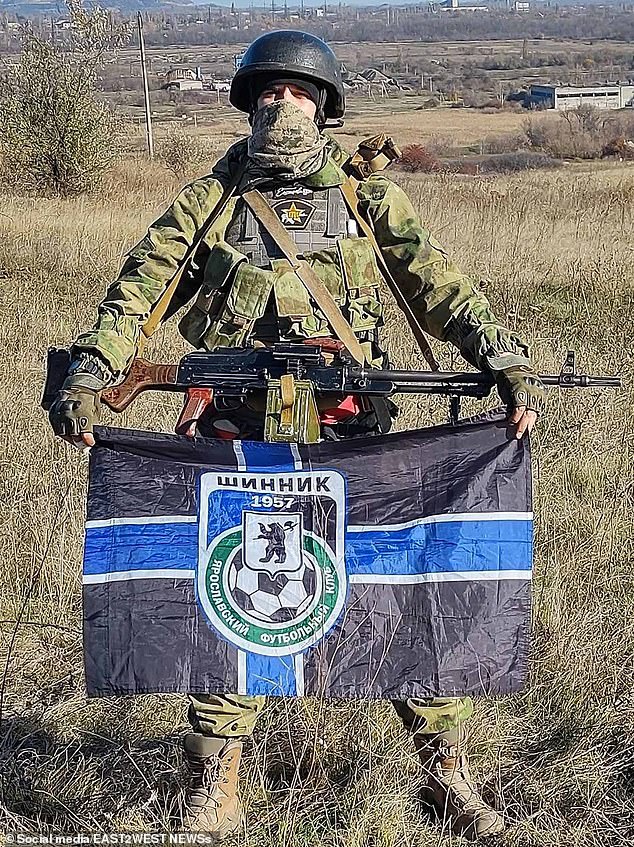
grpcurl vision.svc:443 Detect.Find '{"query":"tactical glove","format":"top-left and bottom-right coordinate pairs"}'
top-left (48, 352), bottom-right (113, 440)
top-left (49, 385), bottom-right (101, 438)
top-left (495, 365), bottom-right (546, 415)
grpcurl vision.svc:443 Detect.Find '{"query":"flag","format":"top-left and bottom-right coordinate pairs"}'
top-left (83, 414), bottom-right (532, 699)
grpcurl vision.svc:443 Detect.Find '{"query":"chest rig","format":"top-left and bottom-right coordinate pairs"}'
top-left (225, 184), bottom-right (351, 266)
top-left (178, 181), bottom-right (385, 363)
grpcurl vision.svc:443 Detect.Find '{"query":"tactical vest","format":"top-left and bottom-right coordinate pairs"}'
top-left (178, 182), bottom-right (386, 364)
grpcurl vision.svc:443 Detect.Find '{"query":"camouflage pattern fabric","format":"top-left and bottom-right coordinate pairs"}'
top-left (392, 696), bottom-right (474, 736)
top-left (187, 694), bottom-right (473, 739)
top-left (72, 135), bottom-right (530, 382)
top-left (189, 693), bottom-right (265, 738)
top-left (73, 177), bottom-right (228, 375)
top-left (352, 174), bottom-right (532, 376)
top-left (246, 101), bottom-right (329, 181)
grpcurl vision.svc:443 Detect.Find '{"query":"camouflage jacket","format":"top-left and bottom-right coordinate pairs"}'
top-left (73, 137), bottom-right (531, 379)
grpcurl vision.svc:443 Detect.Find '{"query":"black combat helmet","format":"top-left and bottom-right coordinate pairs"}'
top-left (230, 30), bottom-right (345, 119)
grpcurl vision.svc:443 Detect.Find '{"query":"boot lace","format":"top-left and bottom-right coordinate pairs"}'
top-left (189, 755), bottom-right (224, 810)
top-left (201, 757), bottom-right (223, 790)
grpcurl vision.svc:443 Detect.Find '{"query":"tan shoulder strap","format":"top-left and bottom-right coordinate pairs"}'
top-left (340, 176), bottom-right (439, 371)
top-left (139, 162), bottom-right (246, 350)
top-left (242, 189), bottom-right (366, 365)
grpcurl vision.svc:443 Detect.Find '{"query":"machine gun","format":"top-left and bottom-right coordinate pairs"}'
top-left (42, 342), bottom-right (622, 442)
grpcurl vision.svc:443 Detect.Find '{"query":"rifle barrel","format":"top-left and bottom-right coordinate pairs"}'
top-left (540, 374), bottom-right (622, 388)
top-left (364, 368), bottom-right (492, 384)
top-left (362, 368), bottom-right (621, 390)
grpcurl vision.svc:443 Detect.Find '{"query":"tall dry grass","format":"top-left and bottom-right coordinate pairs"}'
top-left (0, 158), bottom-right (633, 846)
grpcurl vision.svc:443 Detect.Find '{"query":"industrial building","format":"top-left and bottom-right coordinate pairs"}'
top-left (435, 0), bottom-right (489, 9)
top-left (529, 84), bottom-right (634, 111)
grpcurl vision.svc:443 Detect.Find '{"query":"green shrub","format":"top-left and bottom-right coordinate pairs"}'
top-left (156, 127), bottom-right (216, 178)
top-left (0, 0), bottom-right (129, 197)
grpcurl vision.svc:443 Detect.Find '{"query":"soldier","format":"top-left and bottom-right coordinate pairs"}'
top-left (48, 31), bottom-right (545, 841)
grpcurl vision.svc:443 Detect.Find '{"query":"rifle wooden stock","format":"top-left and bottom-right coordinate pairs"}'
top-left (102, 359), bottom-right (179, 412)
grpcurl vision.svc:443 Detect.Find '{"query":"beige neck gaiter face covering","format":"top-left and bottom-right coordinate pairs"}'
top-left (247, 100), bottom-right (328, 180)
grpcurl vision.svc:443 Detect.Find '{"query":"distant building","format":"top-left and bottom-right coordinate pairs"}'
top-left (165, 67), bottom-right (202, 84)
top-left (345, 68), bottom-right (404, 92)
top-left (164, 79), bottom-right (204, 92)
top-left (163, 68), bottom-right (204, 92)
top-left (529, 84), bottom-right (634, 111)
top-left (359, 68), bottom-right (399, 86)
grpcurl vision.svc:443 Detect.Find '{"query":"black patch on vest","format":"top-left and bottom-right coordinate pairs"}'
top-left (271, 198), bottom-right (316, 230)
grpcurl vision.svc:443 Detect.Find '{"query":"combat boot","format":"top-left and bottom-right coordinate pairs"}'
top-left (182, 733), bottom-right (243, 837)
top-left (415, 728), bottom-right (504, 840)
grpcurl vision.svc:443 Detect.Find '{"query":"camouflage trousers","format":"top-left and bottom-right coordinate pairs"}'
top-left (188, 694), bottom-right (473, 738)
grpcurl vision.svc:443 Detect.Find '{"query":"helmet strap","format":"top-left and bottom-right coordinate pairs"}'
top-left (315, 88), bottom-right (328, 126)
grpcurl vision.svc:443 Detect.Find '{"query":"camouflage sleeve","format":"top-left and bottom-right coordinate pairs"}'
top-left (72, 177), bottom-right (225, 377)
top-left (358, 175), bottom-right (531, 372)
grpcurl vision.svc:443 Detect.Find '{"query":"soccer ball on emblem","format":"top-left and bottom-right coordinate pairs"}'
top-left (228, 555), bottom-right (318, 624)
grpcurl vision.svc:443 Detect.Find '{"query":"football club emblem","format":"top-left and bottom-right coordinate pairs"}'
top-left (272, 198), bottom-right (316, 230)
top-left (197, 470), bottom-right (346, 656)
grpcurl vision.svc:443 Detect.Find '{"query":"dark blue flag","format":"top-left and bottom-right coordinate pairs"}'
top-left (83, 415), bottom-right (532, 699)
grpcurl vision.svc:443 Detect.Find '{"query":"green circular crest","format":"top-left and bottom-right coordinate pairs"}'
top-left (197, 525), bottom-right (346, 657)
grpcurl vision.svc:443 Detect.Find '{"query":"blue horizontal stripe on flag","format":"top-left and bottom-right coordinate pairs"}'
top-left (83, 515), bottom-right (531, 577)
top-left (346, 518), bottom-right (532, 575)
top-left (83, 520), bottom-right (198, 575)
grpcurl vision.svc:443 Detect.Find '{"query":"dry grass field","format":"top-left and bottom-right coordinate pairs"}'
top-left (0, 139), bottom-right (633, 846)
top-left (333, 103), bottom-right (532, 149)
